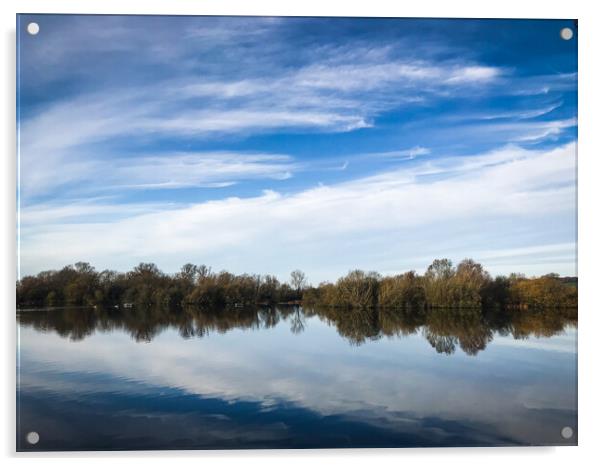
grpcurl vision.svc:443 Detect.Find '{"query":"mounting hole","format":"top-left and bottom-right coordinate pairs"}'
top-left (26, 431), bottom-right (40, 444)
top-left (560, 27), bottom-right (573, 40)
top-left (561, 426), bottom-right (574, 439)
top-left (27, 22), bottom-right (40, 35)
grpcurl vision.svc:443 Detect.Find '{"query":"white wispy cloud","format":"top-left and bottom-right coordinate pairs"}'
top-left (18, 50), bottom-right (505, 200)
top-left (108, 152), bottom-right (297, 189)
top-left (413, 117), bottom-right (576, 148)
top-left (507, 72), bottom-right (577, 96)
top-left (21, 56), bottom-right (503, 145)
top-left (372, 146), bottom-right (431, 159)
top-left (455, 102), bottom-right (564, 121)
top-left (19, 143), bottom-right (576, 280)
top-left (292, 62), bottom-right (501, 91)
top-left (20, 200), bottom-right (173, 225)
top-left (19, 54), bottom-right (572, 202)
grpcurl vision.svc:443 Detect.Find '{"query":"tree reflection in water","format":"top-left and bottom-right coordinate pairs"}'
top-left (17, 305), bottom-right (577, 356)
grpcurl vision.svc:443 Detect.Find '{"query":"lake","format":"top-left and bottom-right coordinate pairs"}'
top-left (16, 306), bottom-right (578, 450)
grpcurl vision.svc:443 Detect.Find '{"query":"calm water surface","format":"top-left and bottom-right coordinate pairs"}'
top-left (17, 306), bottom-right (577, 450)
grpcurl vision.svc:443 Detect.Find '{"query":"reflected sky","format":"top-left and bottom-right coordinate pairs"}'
top-left (17, 307), bottom-right (577, 450)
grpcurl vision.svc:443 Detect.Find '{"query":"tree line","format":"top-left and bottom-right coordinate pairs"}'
top-left (17, 262), bottom-right (306, 309)
top-left (304, 259), bottom-right (576, 309)
top-left (16, 258), bottom-right (577, 310)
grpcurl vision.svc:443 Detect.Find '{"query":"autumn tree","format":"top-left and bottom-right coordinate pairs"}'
top-left (424, 259), bottom-right (455, 307)
top-left (451, 259), bottom-right (491, 307)
top-left (378, 271), bottom-right (426, 309)
top-left (335, 270), bottom-right (380, 308)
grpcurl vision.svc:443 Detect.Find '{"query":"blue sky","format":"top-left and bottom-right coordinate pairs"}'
top-left (17, 15), bottom-right (577, 282)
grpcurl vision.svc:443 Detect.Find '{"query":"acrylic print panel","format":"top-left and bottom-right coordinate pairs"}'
top-left (16, 15), bottom-right (578, 451)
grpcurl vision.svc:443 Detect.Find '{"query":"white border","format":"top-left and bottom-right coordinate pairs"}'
top-left (2, 1), bottom-right (601, 465)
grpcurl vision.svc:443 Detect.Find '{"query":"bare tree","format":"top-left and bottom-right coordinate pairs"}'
top-left (290, 270), bottom-right (307, 294)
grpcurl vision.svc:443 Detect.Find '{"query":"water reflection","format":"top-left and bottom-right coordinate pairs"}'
top-left (17, 305), bottom-right (577, 356)
top-left (17, 306), bottom-right (577, 450)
